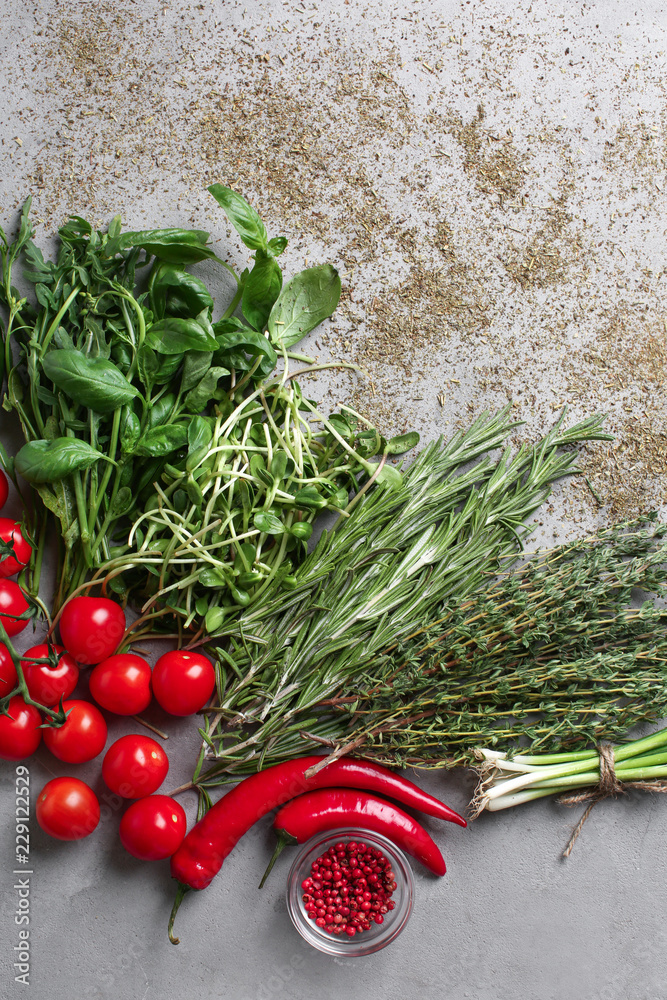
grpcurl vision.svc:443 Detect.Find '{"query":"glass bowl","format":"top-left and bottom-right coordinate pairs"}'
top-left (285, 828), bottom-right (414, 957)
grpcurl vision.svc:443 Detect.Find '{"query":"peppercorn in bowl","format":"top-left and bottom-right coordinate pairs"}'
top-left (286, 828), bottom-right (414, 956)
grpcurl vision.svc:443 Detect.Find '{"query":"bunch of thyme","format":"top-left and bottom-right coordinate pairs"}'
top-left (329, 517), bottom-right (667, 768)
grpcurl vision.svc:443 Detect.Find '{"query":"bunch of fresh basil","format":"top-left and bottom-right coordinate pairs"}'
top-left (0, 188), bottom-right (416, 626)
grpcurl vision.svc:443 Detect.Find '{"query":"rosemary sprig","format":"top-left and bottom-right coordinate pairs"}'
top-left (195, 407), bottom-right (610, 782)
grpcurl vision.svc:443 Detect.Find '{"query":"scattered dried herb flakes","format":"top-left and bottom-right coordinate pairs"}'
top-left (3, 0), bottom-right (667, 522)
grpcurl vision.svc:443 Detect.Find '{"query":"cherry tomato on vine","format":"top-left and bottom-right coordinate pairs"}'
top-left (0, 580), bottom-right (30, 636)
top-left (0, 696), bottom-right (41, 760)
top-left (0, 518), bottom-right (32, 578)
top-left (21, 644), bottom-right (79, 707)
top-left (0, 470), bottom-right (8, 511)
top-left (119, 795), bottom-right (187, 860)
top-left (0, 643), bottom-right (17, 698)
top-left (89, 654), bottom-right (152, 715)
top-left (152, 650), bottom-right (216, 716)
top-left (36, 777), bottom-right (100, 841)
top-left (102, 734), bottom-right (169, 798)
top-left (58, 596), bottom-right (126, 665)
top-left (43, 699), bottom-right (107, 764)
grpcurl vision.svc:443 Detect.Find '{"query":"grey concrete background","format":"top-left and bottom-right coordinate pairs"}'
top-left (1, 1), bottom-right (667, 997)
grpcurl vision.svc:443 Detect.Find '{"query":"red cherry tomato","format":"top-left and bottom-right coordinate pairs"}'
top-left (0, 695), bottom-right (42, 760)
top-left (119, 795), bottom-right (187, 860)
top-left (43, 699), bottom-right (107, 763)
top-left (0, 643), bottom-right (17, 698)
top-left (21, 644), bottom-right (79, 707)
top-left (152, 650), bottom-right (216, 716)
top-left (89, 653), bottom-right (151, 715)
top-left (0, 518), bottom-right (32, 578)
top-left (0, 470), bottom-right (8, 510)
top-left (0, 580), bottom-right (30, 636)
top-left (36, 777), bottom-right (100, 841)
top-left (58, 596), bottom-right (126, 665)
top-left (102, 734), bottom-right (169, 798)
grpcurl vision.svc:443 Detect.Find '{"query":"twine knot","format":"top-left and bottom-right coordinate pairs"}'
top-left (559, 742), bottom-right (667, 858)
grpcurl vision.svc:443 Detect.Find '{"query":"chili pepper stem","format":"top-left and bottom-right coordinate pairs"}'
top-left (258, 831), bottom-right (299, 889)
top-left (168, 882), bottom-right (192, 945)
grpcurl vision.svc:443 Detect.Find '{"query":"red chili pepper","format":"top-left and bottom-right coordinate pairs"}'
top-left (168, 755), bottom-right (464, 942)
top-left (264, 788), bottom-right (447, 882)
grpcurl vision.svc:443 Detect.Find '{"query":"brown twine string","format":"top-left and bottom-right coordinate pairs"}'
top-left (559, 743), bottom-right (667, 858)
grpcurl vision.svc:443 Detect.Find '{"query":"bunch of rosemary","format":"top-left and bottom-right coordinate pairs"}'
top-left (191, 406), bottom-right (610, 796)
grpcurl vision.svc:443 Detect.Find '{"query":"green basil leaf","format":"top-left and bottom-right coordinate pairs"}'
top-left (183, 366), bottom-right (230, 413)
top-left (180, 351), bottom-right (214, 394)
top-left (110, 486), bottom-right (134, 517)
top-left (134, 424), bottom-right (188, 457)
top-left (42, 350), bottom-right (140, 414)
top-left (147, 393), bottom-right (176, 428)
top-left (253, 511), bottom-right (285, 535)
top-left (111, 342), bottom-right (133, 374)
top-left (36, 385), bottom-right (56, 405)
top-left (15, 439), bottom-right (104, 484)
top-left (212, 324), bottom-right (277, 377)
top-left (267, 236), bottom-right (288, 257)
top-left (146, 317), bottom-right (218, 355)
top-left (207, 184), bottom-right (268, 251)
top-left (154, 265), bottom-right (214, 320)
top-left (120, 406), bottom-right (141, 453)
top-left (137, 345), bottom-right (159, 390)
top-left (118, 229), bottom-right (218, 263)
top-left (267, 264), bottom-right (341, 348)
top-left (153, 353), bottom-right (183, 385)
top-left (242, 251), bottom-right (283, 331)
top-left (385, 431), bottom-right (420, 454)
